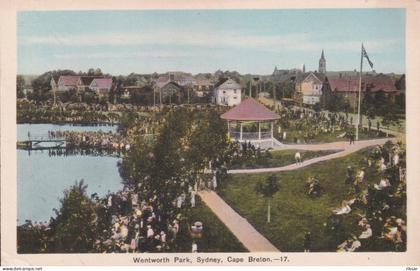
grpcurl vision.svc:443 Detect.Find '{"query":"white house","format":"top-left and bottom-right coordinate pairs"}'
top-left (213, 78), bottom-right (242, 106)
top-left (299, 73), bottom-right (324, 105)
top-left (89, 78), bottom-right (113, 95)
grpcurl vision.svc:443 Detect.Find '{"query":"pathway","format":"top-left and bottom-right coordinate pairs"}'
top-left (200, 137), bottom-right (397, 252)
top-left (198, 190), bottom-right (280, 252)
top-left (230, 138), bottom-right (395, 174)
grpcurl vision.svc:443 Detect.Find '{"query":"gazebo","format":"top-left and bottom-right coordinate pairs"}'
top-left (220, 98), bottom-right (281, 147)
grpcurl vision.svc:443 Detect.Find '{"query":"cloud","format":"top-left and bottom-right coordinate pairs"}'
top-left (20, 29), bottom-right (401, 54)
top-left (52, 51), bottom-right (197, 60)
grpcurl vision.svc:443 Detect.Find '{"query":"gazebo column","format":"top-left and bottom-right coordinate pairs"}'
top-left (240, 122), bottom-right (243, 141)
top-left (258, 121), bottom-right (261, 140)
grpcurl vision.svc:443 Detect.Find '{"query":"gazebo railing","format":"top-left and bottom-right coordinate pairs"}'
top-left (230, 131), bottom-right (272, 140)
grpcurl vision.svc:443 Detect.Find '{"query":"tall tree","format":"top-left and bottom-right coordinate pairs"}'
top-left (255, 174), bottom-right (279, 223)
top-left (51, 180), bottom-right (98, 252)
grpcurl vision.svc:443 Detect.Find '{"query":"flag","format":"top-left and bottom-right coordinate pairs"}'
top-left (362, 44), bottom-right (374, 69)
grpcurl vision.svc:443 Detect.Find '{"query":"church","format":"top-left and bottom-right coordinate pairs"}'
top-left (271, 50), bottom-right (329, 106)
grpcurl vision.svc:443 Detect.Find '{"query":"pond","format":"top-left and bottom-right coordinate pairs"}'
top-left (17, 124), bottom-right (122, 224)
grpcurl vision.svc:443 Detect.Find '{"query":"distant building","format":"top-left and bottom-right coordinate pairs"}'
top-left (213, 78), bottom-right (242, 106)
top-left (56, 75), bottom-right (80, 92)
top-left (78, 76), bottom-right (96, 92)
top-left (329, 74), bottom-right (398, 107)
top-left (155, 72), bottom-right (196, 88)
top-left (318, 50), bottom-right (326, 74)
top-left (89, 78), bottom-right (113, 95)
top-left (194, 78), bottom-right (214, 97)
top-left (159, 81), bottom-right (183, 104)
top-left (295, 72), bottom-right (327, 105)
top-left (53, 75), bottom-right (112, 94)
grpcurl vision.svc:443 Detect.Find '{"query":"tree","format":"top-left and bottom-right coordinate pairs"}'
top-left (31, 70), bottom-right (76, 101)
top-left (255, 174), bottom-right (279, 223)
top-left (17, 75), bottom-right (26, 98)
top-left (361, 88), bottom-right (377, 124)
top-left (51, 180), bottom-right (98, 252)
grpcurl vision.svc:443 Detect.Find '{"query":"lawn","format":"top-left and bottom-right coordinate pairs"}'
top-left (218, 148), bottom-right (385, 252)
top-left (230, 149), bottom-right (339, 170)
top-left (174, 197), bottom-right (247, 252)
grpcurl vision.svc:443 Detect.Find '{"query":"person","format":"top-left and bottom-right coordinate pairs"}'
top-left (295, 152), bottom-right (302, 165)
top-left (349, 131), bottom-right (355, 145)
top-left (172, 220), bottom-right (179, 239)
top-left (192, 241), bottom-right (198, 253)
top-left (176, 195), bottom-right (183, 209)
top-left (308, 177), bottom-right (321, 197)
top-left (358, 169), bottom-right (365, 183)
top-left (393, 152), bottom-right (400, 166)
top-left (147, 225), bottom-right (154, 238)
top-left (374, 178), bottom-right (391, 190)
top-left (190, 190), bottom-right (196, 208)
top-left (333, 200), bottom-right (352, 215)
top-left (212, 173), bottom-right (217, 190)
top-left (303, 232), bottom-right (312, 252)
top-left (359, 224), bottom-right (372, 239)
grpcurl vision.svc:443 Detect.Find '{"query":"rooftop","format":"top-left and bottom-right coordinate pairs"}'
top-left (221, 98), bottom-right (280, 121)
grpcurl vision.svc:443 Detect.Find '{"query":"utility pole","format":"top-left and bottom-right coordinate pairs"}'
top-left (159, 87), bottom-right (162, 107)
top-left (153, 85), bottom-right (156, 107)
top-left (273, 84), bottom-right (277, 107)
top-left (356, 43), bottom-right (364, 141)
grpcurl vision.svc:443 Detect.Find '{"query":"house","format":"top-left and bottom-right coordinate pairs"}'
top-left (329, 74), bottom-right (397, 107)
top-left (159, 81), bottom-right (183, 104)
top-left (56, 75), bottom-right (80, 92)
top-left (89, 78), bottom-right (113, 95)
top-left (54, 75), bottom-right (112, 94)
top-left (155, 72), bottom-right (196, 88)
top-left (77, 76), bottom-right (96, 92)
top-left (193, 78), bottom-right (214, 97)
top-left (213, 78), bottom-right (242, 106)
top-left (295, 72), bottom-right (326, 105)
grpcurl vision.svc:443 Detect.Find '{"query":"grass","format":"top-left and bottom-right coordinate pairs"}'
top-left (219, 148), bottom-right (385, 252)
top-left (174, 197), bottom-right (247, 252)
top-left (230, 149), bottom-right (339, 170)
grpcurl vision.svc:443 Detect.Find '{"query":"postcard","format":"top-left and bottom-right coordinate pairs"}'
top-left (1, 0), bottom-right (420, 267)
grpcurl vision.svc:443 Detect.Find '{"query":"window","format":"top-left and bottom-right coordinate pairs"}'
top-left (223, 91), bottom-right (226, 94)
top-left (233, 96), bottom-right (237, 99)
top-left (234, 89), bottom-right (237, 94)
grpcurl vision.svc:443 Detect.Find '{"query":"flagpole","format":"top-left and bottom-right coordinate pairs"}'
top-left (356, 43), bottom-right (364, 141)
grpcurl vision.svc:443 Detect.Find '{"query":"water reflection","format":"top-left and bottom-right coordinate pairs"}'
top-left (17, 124), bottom-right (122, 225)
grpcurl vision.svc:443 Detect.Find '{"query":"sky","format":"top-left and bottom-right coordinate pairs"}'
top-left (17, 9), bottom-right (405, 75)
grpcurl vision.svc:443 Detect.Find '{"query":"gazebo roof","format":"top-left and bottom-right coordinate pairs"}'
top-left (220, 98), bottom-right (280, 121)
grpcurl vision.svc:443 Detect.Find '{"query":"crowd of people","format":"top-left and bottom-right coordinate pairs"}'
top-left (49, 130), bottom-right (132, 153)
top-left (329, 141), bottom-right (406, 252)
top-left (274, 107), bottom-right (385, 144)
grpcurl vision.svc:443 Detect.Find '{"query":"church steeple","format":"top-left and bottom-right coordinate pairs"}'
top-left (318, 49), bottom-right (326, 74)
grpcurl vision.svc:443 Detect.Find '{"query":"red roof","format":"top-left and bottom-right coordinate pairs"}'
top-left (221, 98), bottom-right (280, 121)
top-left (58, 75), bottom-right (80, 86)
top-left (91, 78), bottom-right (113, 89)
top-left (329, 75), bottom-right (397, 93)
